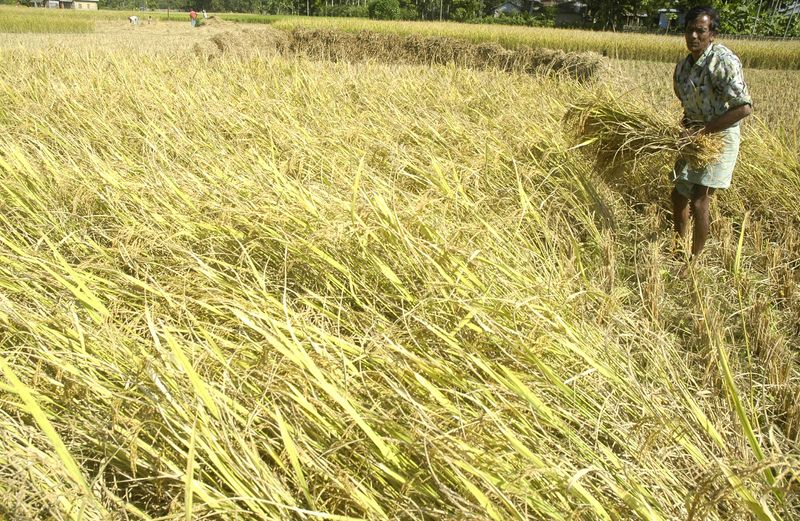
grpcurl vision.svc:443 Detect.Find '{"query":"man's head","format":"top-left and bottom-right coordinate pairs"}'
top-left (684, 6), bottom-right (718, 59)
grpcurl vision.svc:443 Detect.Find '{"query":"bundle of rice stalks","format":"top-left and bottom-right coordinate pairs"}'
top-left (193, 27), bottom-right (289, 60)
top-left (286, 28), bottom-right (607, 82)
top-left (515, 45), bottom-right (608, 83)
top-left (564, 91), bottom-right (723, 169)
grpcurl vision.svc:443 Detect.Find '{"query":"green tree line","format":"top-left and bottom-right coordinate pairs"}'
top-left (578, 0), bottom-right (799, 36)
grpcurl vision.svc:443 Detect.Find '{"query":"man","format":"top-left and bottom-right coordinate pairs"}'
top-left (189, 9), bottom-right (198, 27)
top-left (672, 6), bottom-right (752, 259)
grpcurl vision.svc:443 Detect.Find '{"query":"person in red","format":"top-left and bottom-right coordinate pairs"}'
top-left (189, 9), bottom-right (198, 27)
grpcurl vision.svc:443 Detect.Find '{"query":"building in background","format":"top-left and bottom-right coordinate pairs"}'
top-left (40, 0), bottom-right (98, 8)
top-left (657, 8), bottom-right (683, 30)
top-left (779, 1), bottom-right (800, 15)
top-left (493, 0), bottom-right (553, 17)
top-left (72, 0), bottom-right (99, 8)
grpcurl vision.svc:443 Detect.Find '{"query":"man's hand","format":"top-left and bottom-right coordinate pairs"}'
top-left (680, 126), bottom-right (703, 139)
top-left (680, 116), bottom-right (704, 138)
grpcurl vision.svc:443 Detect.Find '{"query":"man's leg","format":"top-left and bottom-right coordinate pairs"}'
top-left (671, 187), bottom-right (690, 238)
top-left (690, 184), bottom-right (716, 256)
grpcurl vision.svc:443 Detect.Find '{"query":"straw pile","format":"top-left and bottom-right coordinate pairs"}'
top-left (564, 91), bottom-right (723, 169)
top-left (193, 27), bottom-right (289, 60)
top-left (287, 28), bottom-right (608, 82)
top-left (194, 27), bottom-right (607, 82)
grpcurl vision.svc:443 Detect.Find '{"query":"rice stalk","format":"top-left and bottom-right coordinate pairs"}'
top-left (564, 90), bottom-right (723, 169)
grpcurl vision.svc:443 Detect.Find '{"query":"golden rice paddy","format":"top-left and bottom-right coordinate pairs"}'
top-left (1, 10), bottom-right (799, 520)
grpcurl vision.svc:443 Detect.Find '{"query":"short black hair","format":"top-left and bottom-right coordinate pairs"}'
top-left (685, 6), bottom-right (720, 34)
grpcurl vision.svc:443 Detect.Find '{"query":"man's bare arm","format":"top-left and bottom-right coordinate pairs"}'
top-left (702, 104), bottom-right (752, 134)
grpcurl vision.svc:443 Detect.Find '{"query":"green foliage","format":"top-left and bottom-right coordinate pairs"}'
top-left (368, 0), bottom-right (399, 20)
top-left (576, 0), bottom-right (799, 37)
top-left (318, 4), bottom-right (368, 17)
top-left (469, 5), bottom-right (554, 28)
top-left (450, 0), bottom-right (481, 20)
top-left (468, 13), bottom-right (553, 27)
top-left (717, 1), bottom-right (755, 34)
top-left (582, 0), bottom-right (658, 29)
top-left (396, 5), bottom-right (417, 19)
top-left (716, 1), bottom-right (800, 38)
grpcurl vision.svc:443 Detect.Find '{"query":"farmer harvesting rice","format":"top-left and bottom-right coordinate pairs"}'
top-left (672, 6), bottom-right (752, 258)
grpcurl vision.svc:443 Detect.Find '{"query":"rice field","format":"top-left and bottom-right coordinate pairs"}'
top-left (2, 6), bottom-right (800, 68)
top-left (1, 13), bottom-right (800, 521)
top-left (268, 16), bottom-right (800, 70)
top-left (0, 6), bottom-right (222, 34)
top-left (0, 7), bottom-right (96, 33)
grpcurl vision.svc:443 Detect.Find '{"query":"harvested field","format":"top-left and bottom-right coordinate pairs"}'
top-left (1, 14), bottom-right (799, 521)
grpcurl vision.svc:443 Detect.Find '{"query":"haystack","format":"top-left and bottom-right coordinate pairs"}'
top-left (285, 28), bottom-right (607, 83)
top-left (194, 27), bottom-right (289, 60)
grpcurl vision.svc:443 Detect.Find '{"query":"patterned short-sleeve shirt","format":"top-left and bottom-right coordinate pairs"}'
top-left (673, 43), bottom-right (752, 126)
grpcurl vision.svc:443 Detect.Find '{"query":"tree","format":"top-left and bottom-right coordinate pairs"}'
top-left (716, 0), bottom-right (756, 34)
top-left (368, 0), bottom-right (399, 19)
top-left (450, 0), bottom-right (482, 20)
top-left (584, 0), bottom-right (659, 30)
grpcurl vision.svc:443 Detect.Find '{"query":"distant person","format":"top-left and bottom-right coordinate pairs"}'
top-left (148, 15), bottom-right (152, 24)
top-left (671, 6), bottom-right (752, 259)
top-left (202, 9), bottom-right (207, 19)
top-left (128, 15), bottom-right (139, 25)
top-left (189, 9), bottom-right (198, 27)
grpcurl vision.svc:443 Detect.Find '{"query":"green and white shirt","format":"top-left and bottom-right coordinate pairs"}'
top-left (673, 43), bottom-right (751, 127)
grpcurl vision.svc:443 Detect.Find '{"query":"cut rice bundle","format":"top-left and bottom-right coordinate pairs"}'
top-left (564, 91), bottom-right (723, 169)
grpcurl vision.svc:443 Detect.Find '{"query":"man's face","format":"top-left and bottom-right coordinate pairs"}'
top-left (685, 14), bottom-right (715, 58)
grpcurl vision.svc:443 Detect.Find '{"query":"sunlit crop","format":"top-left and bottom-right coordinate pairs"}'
top-left (0, 6), bottom-right (95, 33)
top-left (1, 18), bottom-right (799, 521)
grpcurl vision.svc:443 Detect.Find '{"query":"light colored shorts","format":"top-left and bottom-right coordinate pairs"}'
top-left (673, 125), bottom-right (741, 198)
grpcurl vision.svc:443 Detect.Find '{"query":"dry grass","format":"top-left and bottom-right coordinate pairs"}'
top-left (286, 28), bottom-right (607, 82)
top-left (1, 21), bottom-right (799, 521)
